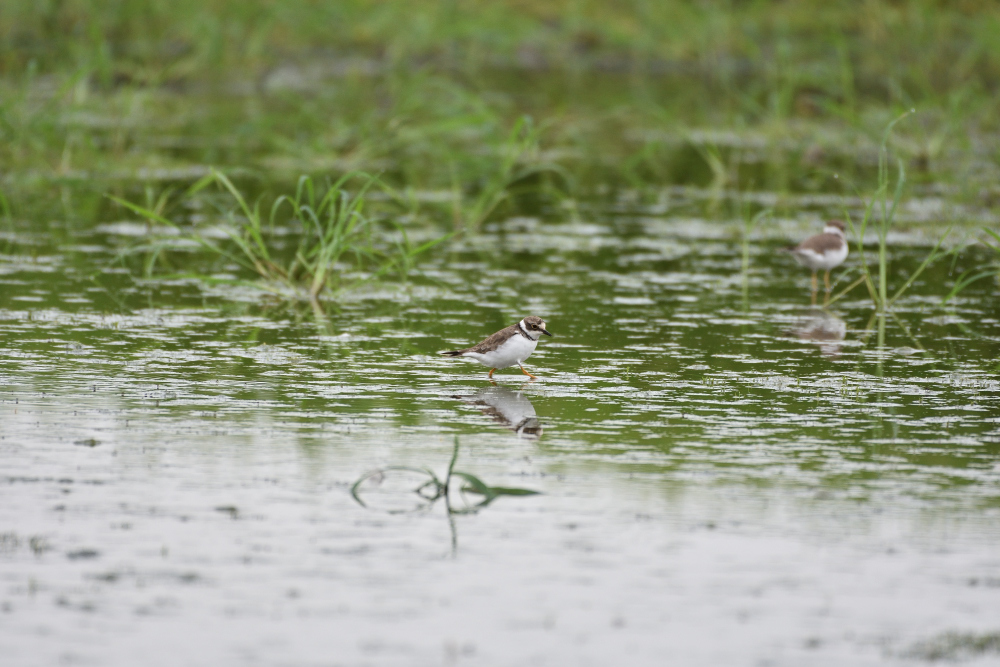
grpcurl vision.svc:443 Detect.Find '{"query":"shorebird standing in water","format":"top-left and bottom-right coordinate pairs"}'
top-left (441, 316), bottom-right (552, 379)
top-left (787, 220), bottom-right (849, 304)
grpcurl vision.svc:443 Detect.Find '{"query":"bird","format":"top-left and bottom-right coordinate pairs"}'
top-left (440, 316), bottom-right (552, 379)
top-left (787, 220), bottom-right (849, 304)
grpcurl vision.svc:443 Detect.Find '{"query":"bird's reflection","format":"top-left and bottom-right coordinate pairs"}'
top-left (788, 309), bottom-right (847, 357)
top-left (458, 385), bottom-right (542, 438)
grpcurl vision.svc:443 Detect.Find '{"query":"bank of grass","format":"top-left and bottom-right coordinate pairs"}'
top-left (2, 0), bottom-right (999, 234)
top-left (4, 1), bottom-right (1000, 89)
top-left (4, 66), bottom-right (996, 219)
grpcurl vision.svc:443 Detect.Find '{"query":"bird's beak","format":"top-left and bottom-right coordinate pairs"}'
top-left (541, 327), bottom-right (553, 337)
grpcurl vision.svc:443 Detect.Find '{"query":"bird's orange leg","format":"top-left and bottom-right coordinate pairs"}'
top-left (519, 365), bottom-right (537, 379)
top-left (823, 270), bottom-right (832, 305)
top-left (810, 271), bottom-right (818, 305)
top-left (488, 367), bottom-right (497, 378)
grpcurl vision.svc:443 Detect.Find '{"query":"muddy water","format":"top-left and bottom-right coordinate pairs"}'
top-left (2, 205), bottom-right (1000, 666)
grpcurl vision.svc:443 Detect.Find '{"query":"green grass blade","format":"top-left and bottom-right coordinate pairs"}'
top-left (184, 172), bottom-right (218, 198)
top-left (887, 225), bottom-right (952, 307)
top-left (408, 231), bottom-right (453, 257)
top-left (108, 196), bottom-right (258, 273)
top-left (210, 169), bottom-right (255, 225)
top-left (269, 195), bottom-right (294, 229)
top-left (445, 436), bottom-right (460, 488)
top-left (843, 208), bottom-right (880, 306)
top-left (941, 270), bottom-right (997, 305)
top-left (450, 472), bottom-right (493, 499)
top-left (886, 157), bottom-right (906, 232)
top-left (107, 195), bottom-right (177, 227)
top-left (482, 486), bottom-right (541, 497)
top-left (826, 273), bottom-right (869, 307)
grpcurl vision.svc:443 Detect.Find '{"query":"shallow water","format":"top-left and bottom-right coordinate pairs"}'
top-left (2, 198), bottom-right (1000, 666)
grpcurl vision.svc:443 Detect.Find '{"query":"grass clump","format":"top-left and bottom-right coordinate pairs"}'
top-left (831, 112), bottom-right (953, 311)
top-left (111, 169), bottom-right (449, 303)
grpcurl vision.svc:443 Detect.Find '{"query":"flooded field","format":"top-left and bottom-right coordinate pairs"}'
top-left (3, 1), bottom-right (1000, 658)
top-left (2, 179), bottom-right (1000, 665)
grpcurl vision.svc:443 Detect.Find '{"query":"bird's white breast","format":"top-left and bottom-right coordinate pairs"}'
top-left (468, 334), bottom-right (537, 368)
top-left (793, 242), bottom-right (848, 271)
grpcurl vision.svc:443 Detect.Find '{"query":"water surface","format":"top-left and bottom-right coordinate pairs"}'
top-left (2, 197), bottom-right (1000, 666)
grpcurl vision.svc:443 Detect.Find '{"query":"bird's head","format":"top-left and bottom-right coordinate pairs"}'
top-left (520, 316), bottom-right (552, 340)
top-left (824, 220), bottom-right (847, 237)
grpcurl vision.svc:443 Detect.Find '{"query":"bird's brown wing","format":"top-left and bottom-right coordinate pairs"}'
top-left (441, 324), bottom-right (523, 356)
top-left (464, 324), bottom-right (519, 354)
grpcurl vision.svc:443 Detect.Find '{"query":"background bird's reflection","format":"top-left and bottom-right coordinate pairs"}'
top-left (788, 310), bottom-right (847, 357)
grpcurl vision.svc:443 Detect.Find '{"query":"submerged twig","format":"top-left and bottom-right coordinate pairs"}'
top-left (351, 436), bottom-right (539, 516)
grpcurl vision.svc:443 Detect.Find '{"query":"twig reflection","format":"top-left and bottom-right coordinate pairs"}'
top-left (350, 438), bottom-right (539, 555)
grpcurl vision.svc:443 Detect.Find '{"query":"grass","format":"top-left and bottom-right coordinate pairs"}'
top-left (3, 2), bottom-right (1000, 194)
top-left (942, 228), bottom-right (1000, 304)
top-left (830, 112), bottom-right (955, 311)
top-left (741, 206), bottom-right (770, 277)
top-left (4, 1), bottom-right (1000, 88)
top-left (449, 115), bottom-right (571, 231)
top-left (739, 202), bottom-right (769, 307)
top-left (2, 1), bottom-right (999, 313)
top-left (903, 631), bottom-right (1000, 662)
top-left (111, 170), bottom-right (450, 303)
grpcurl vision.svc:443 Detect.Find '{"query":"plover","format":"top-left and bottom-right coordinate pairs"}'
top-left (441, 316), bottom-right (552, 379)
top-left (787, 220), bottom-right (849, 303)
